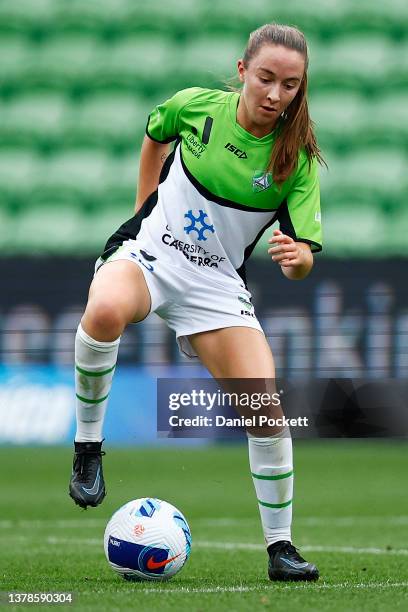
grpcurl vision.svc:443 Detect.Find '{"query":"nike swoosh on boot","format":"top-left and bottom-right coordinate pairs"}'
top-left (82, 467), bottom-right (100, 495)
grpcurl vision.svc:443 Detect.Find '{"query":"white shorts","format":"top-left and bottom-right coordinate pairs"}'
top-left (95, 239), bottom-right (264, 359)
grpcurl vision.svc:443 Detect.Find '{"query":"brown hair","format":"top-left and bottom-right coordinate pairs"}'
top-left (241, 23), bottom-right (326, 184)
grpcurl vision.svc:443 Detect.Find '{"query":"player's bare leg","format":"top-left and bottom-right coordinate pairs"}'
top-left (188, 327), bottom-right (319, 581)
top-left (69, 261), bottom-right (151, 509)
top-left (82, 260), bottom-right (151, 341)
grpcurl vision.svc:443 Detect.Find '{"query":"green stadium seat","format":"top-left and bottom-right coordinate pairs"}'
top-left (12, 203), bottom-right (87, 254)
top-left (57, 0), bottom-right (202, 37)
top-left (309, 91), bottom-right (367, 151)
top-left (104, 153), bottom-right (140, 208)
top-left (84, 205), bottom-right (134, 253)
top-left (339, 0), bottom-right (408, 38)
top-left (376, 95), bottom-right (408, 141)
top-left (99, 36), bottom-right (177, 93)
top-left (261, 0), bottom-right (344, 39)
top-left (387, 208), bottom-right (408, 255)
top-left (0, 206), bottom-right (17, 251)
top-left (200, 0), bottom-right (346, 39)
top-left (30, 35), bottom-right (103, 93)
top-left (55, 0), bottom-right (133, 36)
top-left (354, 94), bottom-right (408, 149)
top-left (65, 94), bottom-right (148, 150)
top-left (1, 94), bottom-right (68, 149)
top-left (310, 36), bottom-right (395, 93)
top-left (312, 91), bottom-right (408, 151)
top-left (321, 149), bottom-right (407, 210)
top-left (0, 0), bottom-right (58, 35)
top-left (388, 41), bottom-right (408, 89)
top-left (323, 204), bottom-right (388, 256)
top-left (200, 0), bottom-right (272, 34)
top-left (133, 0), bottom-right (203, 36)
top-left (0, 149), bottom-right (41, 210)
top-left (10, 200), bottom-right (133, 255)
top-left (175, 35), bottom-right (246, 87)
top-left (31, 149), bottom-right (111, 209)
top-left (0, 35), bottom-right (35, 92)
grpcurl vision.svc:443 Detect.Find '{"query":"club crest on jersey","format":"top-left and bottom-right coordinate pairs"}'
top-left (252, 170), bottom-right (273, 193)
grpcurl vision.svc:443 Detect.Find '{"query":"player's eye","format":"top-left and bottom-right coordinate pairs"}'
top-left (259, 77), bottom-right (270, 84)
top-left (284, 83), bottom-right (296, 90)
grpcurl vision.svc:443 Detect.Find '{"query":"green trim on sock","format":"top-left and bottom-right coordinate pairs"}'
top-left (76, 392), bottom-right (109, 405)
top-left (75, 364), bottom-right (116, 377)
top-left (258, 498), bottom-right (292, 509)
top-left (251, 470), bottom-right (293, 481)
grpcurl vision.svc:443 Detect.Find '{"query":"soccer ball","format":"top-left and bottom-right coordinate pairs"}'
top-left (104, 498), bottom-right (192, 581)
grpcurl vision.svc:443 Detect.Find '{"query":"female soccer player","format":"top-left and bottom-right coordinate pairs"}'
top-left (69, 23), bottom-right (324, 582)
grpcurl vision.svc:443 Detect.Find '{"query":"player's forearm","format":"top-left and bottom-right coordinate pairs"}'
top-left (135, 136), bottom-right (171, 213)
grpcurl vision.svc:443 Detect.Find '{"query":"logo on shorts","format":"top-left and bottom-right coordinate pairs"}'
top-left (184, 210), bottom-right (215, 241)
top-left (241, 309), bottom-right (256, 318)
top-left (140, 249), bottom-right (157, 262)
top-left (238, 295), bottom-right (253, 310)
top-left (130, 251), bottom-right (154, 272)
top-left (252, 170), bottom-right (273, 192)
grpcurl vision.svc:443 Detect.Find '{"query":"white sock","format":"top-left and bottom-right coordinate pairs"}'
top-left (248, 428), bottom-right (293, 548)
top-left (75, 323), bottom-right (120, 442)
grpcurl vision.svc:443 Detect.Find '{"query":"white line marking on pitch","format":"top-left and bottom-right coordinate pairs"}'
top-left (0, 519), bottom-right (105, 529)
top-left (195, 541), bottom-right (408, 556)
top-left (4, 536), bottom-right (400, 557)
top-left (135, 581), bottom-right (408, 594)
top-left (197, 516), bottom-right (408, 527)
top-left (1, 516), bottom-right (408, 529)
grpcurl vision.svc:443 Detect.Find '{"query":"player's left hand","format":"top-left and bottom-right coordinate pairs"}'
top-left (267, 229), bottom-right (307, 268)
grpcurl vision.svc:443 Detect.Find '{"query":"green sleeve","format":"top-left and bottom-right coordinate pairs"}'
top-left (146, 88), bottom-right (202, 144)
top-left (278, 154), bottom-right (323, 252)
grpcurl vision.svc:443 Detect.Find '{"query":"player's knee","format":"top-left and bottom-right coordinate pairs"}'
top-left (85, 300), bottom-right (126, 338)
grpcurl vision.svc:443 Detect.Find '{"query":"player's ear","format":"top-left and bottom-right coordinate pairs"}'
top-left (237, 59), bottom-right (246, 83)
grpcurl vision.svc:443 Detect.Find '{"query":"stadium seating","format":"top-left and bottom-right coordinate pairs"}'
top-left (322, 205), bottom-right (387, 256)
top-left (104, 152), bottom-right (141, 209)
top-left (0, 0), bottom-right (407, 256)
top-left (97, 36), bottom-right (177, 93)
top-left (174, 35), bottom-right (246, 87)
top-left (28, 35), bottom-right (104, 93)
top-left (30, 149), bottom-right (111, 210)
top-left (11, 203), bottom-right (87, 254)
top-left (338, 0), bottom-right (408, 38)
top-left (310, 35), bottom-right (396, 93)
top-left (321, 149), bottom-right (407, 211)
top-left (0, 35), bottom-right (35, 93)
top-left (0, 149), bottom-right (41, 211)
top-left (310, 91), bottom-right (367, 151)
top-left (56, 0), bottom-right (135, 36)
top-left (65, 94), bottom-right (147, 151)
top-left (1, 94), bottom-right (69, 150)
top-left (373, 95), bottom-right (408, 146)
top-left (0, 0), bottom-right (58, 36)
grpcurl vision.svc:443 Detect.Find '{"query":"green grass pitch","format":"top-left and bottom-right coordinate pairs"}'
top-left (1, 441), bottom-right (407, 611)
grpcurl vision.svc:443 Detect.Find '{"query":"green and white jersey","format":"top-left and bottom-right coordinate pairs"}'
top-left (103, 87), bottom-right (322, 285)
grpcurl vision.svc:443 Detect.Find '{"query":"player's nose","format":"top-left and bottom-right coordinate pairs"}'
top-left (266, 83), bottom-right (280, 104)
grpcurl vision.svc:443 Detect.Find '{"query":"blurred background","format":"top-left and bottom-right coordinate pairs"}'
top-left (0, 0), bottom-right (407, 445)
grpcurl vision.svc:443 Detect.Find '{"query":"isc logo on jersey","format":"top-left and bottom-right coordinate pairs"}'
top-left (225, 143), bottom-right (248, 159)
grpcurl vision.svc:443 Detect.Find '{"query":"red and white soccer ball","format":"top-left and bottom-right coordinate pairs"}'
top-left (104, 498), bottom-right (192, 581)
